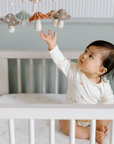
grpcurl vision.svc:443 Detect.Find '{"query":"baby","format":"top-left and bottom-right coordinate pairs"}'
top-left (40, 29), bottom-right (114, 144)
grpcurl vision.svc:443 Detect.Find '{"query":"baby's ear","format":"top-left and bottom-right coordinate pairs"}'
top-left (99, 67), bottom-right (107, 75)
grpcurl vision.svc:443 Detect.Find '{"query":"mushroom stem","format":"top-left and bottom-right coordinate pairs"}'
top-left (52, 19), bottom-right (58, 27)
top-left (57, 20), bottom-right (64, 28)
top-left (34, 20), bottom-right (42, 31)
top-left (21, 20), bottom-right (26, 26)
top-left (33, 2), bottom-right (38, 12)
top-left (8, 26), bottom-right (15, 33)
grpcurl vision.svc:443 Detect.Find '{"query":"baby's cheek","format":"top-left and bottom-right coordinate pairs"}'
top-left (84, 62), bottom-right (94, 72)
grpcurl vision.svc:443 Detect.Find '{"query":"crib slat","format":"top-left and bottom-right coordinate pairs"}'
top-left (17, 59), bottom-right (22, 93)
top-left (55, 64), bottom-right (58, 94)
top-left (70, 119), bottom-right (75, 144)
top-left (110, 120), bottom-right (114, 144)
top-left (49, 119), bottom-right (55, 144)
top-left (8, 119), bottom-right (15, 144)
top-left (42, 59), bottom-right (45, 94)
top-left (28, 119), bottom-right (35, 144)
top-left (0, 59), bottom-right (9, 95)
top-left (90, 120), bottom-right (96, 144)
top-left (30, 59), bottom-right (33, 93)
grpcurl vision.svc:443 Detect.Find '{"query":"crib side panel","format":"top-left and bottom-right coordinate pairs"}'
top-left (0, 59), bottom-right (9, 95)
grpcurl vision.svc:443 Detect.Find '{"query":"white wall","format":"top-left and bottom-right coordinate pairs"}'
top-left (0, 0), bottom-right (114, 18)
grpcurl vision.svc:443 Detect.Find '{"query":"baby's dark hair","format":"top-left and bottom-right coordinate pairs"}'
top-left (86, 40), bottom-right (114, 79)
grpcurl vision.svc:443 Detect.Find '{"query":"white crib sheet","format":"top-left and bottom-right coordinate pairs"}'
top-left (0, 93), bottom-right (111, 144)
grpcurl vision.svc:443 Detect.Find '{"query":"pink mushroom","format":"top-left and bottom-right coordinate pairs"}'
top-left (46, 10), bottom-right (58, 27)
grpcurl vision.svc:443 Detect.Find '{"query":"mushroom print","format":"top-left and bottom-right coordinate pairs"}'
top-left (29, 12), bottom-right (48, 31)
top-left (46, 10), bottom-right (58, 27)
top-left (53, 9), bottom-right (71, 28)
top-left (0, 13), bottom-right (19, 33)
top-left (30, 0), bottom-right (41, 12)
top-left (15, 10), bottom-right (31, 26)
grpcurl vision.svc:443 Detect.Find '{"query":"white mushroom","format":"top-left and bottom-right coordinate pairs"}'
top-left (30, 0), bottom-right (41, 12)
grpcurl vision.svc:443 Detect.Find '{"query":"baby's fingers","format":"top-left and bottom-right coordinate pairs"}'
top-left (48, 29), bottom-right (51, 36)
top-left (40, 32), bottom-right (47, 40)
top-left (43, 30), bottom-right (48, 37)
top-left (40, 32), bottom-right (43, 37)
top-left (53, 31), bottom-right (57, 38)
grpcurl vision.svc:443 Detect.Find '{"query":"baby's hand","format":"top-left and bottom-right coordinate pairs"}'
top-left (40, 29), bottom-right (57, 50)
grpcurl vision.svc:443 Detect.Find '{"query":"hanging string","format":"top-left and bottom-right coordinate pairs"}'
top-left (36, 1), bottom-right (38, 12)
top-left (36, 1), bottom-right (40, 21)
top-left (54, 1), bottom-right (55, 10)
top-left (22, 0), bottom-right (25, 21)
top-left (22, 0), bottom-right (25, 10)
top-left (62, 0), bottom-right (63, 9)
top-left (10, 0), bottom-right (13, 13)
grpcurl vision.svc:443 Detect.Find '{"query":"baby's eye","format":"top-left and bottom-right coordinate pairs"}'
top-left (84, 50), bottom-right (87, 53)
top-left (89, 55), bottom-right (93, 59)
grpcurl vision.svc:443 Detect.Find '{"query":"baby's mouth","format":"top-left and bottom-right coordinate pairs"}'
top-left (80, 60), bottom-right (83, 64)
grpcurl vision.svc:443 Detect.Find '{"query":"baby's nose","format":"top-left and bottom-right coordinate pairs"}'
top-left (82, 54), bottom-right (87, 59)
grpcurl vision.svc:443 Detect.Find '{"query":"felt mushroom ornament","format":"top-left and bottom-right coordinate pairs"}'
top-left (15, 10), bottom-right (31, 26)
top-left (53, 0), bottom-right (71, 28)
top-left (53, 9), bottom-right (71, 28)
top-left (15, 0), bottom-right (31, 26)
top-left (29, 12), bottom-right (48, 31)
top-left (0, 1), bottom-right (19, 33)
top-left (46, 10), bottom-right (58, 27)
top-left (30, 0), bottom-right (41, 12)
top-left (0, 13), bottom-right (19, 33)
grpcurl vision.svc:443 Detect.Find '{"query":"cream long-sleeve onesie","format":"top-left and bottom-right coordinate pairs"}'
top-left (49, 45), bottom-right (114, 127)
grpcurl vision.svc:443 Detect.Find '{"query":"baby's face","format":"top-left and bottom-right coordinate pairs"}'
top-left (78, 46), bottom-right (105, 75)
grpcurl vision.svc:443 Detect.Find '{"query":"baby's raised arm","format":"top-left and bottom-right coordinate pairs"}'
top-left (40, 29), bottom-right (57, 51)
top-left (40, 29), bottom-right (77, 79)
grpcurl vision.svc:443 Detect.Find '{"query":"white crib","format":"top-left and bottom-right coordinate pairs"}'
top-left (0, 50), bottom-right (114, 144)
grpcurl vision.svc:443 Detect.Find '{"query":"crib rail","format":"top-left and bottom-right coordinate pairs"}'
top-left (0, 50), bottom-right (83, 95)
top-left (0, 104), bottom-right (114, 119)
top-left (0, 104), bottom-right (114, 144)
top-left (0, 50), bottom-right (83, 59)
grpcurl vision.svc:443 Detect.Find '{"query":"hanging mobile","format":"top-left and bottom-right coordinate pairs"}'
top-left (0, 0), bottom-right (19, 33)
top-left (46, 0), bottom-right (58, 27)
top-left (53, 0), bottom-right (71, 28)
top-left (15, 0), bottom-right (31, 26)
top-left (29, 0), bottom-right (48, 31)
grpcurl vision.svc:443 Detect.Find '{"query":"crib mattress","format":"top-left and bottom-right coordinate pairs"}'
top-left (0, 93), bottom-right (111, 144)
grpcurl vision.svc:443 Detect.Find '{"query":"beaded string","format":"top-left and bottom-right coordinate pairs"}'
top-left (22, 0), bottom-right (25, 21)
top-left (36, 1), bottom-right (40, 21)
top-left (54, 0), bottom-right (55, 10)
top-left (9, 0), bottom-right (13, 13)
top-left (62, 0), bottom-right (64, 9)
top-left (22, 0), bottom-right (25, 10)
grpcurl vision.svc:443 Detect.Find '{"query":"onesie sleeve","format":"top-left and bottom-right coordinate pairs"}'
top-left (101, 81), bottom-right (114, 104)
top-left (48, 44), bottom-right (78, 79)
